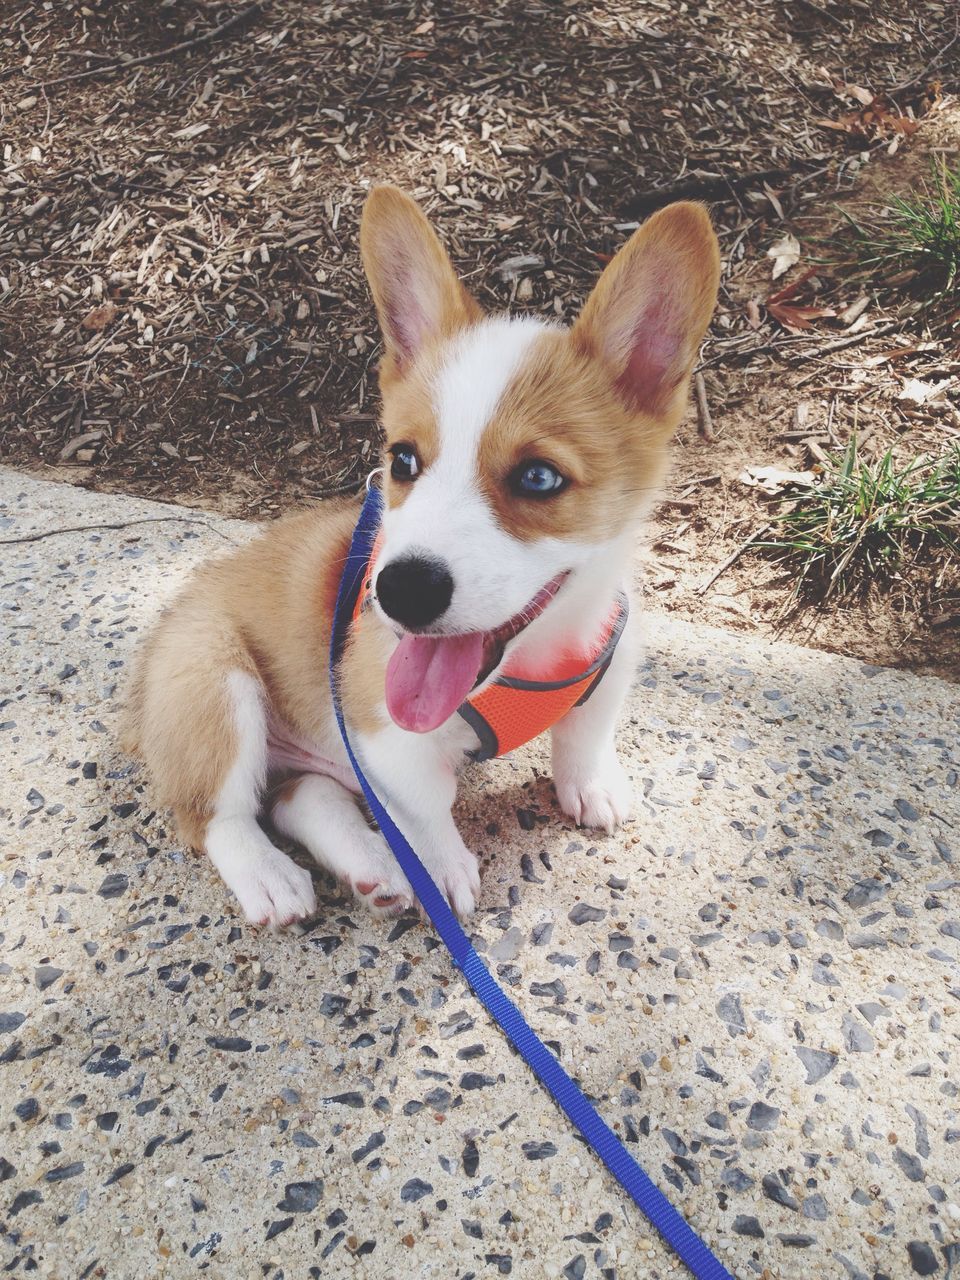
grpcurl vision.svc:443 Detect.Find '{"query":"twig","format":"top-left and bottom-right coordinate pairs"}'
top-left (32, 3), bottom-right (267, 90)
top-left (804, 438), bottom-right (831, 465)
top-left (0, 516), bottom-right (236, 546)
top-left (354, 49), bottom-right (386, 103)
top-left (890, 13), bottom-right (960, 92)
top-left (781, 429), bottom-right (827, 442)
top-left (697, 524), bottom-right (771, 596)
top-left (307, 478), bottom-right (366, 500)
top-left (622, 167), bottom-right (794, 218)
top-left (58, 430), bottom-right (104, 462)
top-left (61, 50), bottom-right (118, 61)
top-left (674, 473), bottom-right (722, 490)
top-left (694, 372), bottom-right (716, 443)
top-left (789, 320), bottom-right (901, 362)
top-left (699, 338), bottom-right (789, 369)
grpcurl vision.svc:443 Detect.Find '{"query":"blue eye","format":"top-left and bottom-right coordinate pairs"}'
top-left (390, 444), bottom-right (420, 481)
top-left (513, 460), bottom-right (566, 497)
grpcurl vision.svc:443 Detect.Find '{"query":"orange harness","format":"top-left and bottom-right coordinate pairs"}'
top-left (353, 543), bottom-right (628, 761)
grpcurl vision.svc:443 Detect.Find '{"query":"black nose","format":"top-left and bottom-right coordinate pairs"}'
top-left (376, 555), bottom-right (454, 630)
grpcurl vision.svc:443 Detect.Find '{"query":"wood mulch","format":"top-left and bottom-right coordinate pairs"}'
top-left (1, 0), bottom-right (958, 677)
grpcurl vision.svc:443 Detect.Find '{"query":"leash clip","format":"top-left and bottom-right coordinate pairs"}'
top-left (365, 466), bottom-right (384, 493)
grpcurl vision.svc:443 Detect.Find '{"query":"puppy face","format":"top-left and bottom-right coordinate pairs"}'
top-left (360, 186), bottom-right (720, 640)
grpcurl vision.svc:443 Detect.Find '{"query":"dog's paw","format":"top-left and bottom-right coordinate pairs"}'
top-left (555, 757), bottom-right (633, 835)
top-left (347, 832), bottom-right (415, 918)
top-left (443, 846), bottom-right (482, 919)
top-left (423, 840), bottom-right (481, 919)
top-left (235, 848), bottom-right (317, 928)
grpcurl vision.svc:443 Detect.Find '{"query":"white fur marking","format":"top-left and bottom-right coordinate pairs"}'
top-left (216, 670), bottom-right (268, 815)
top-left (551, 609), bottom-right (637, 833)
top-left (205, 670), bottom-right (315, 926)
top-left (433, 315), bottom-right (549, 474)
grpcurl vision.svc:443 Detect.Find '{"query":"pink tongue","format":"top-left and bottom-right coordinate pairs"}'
top-left (385, 631), bottom-right (486, 733)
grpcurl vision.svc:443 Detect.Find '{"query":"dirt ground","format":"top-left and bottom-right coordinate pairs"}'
top-left (1, 0), bottom-right (958, 678)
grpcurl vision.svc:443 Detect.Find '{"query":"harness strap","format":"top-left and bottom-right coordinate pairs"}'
top-left (330, 484), bottom-right (734, 1280)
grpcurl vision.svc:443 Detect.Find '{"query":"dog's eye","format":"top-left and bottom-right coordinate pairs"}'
top-left (512, 460), bottom-right (566, 497)
top-left (389, 444), bottom-right (420, 481)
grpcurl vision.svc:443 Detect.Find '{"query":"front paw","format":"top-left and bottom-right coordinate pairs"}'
top-left (555, 757), bottom-right (633, 835)
top-left (423, 840), bottom-right (481, 920)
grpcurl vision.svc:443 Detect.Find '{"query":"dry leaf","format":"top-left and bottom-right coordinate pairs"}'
top-left (763, 182), bottom-right (785, 221)
top-left (817, 93), bottom-right (921, 141)
top-left (767, 266), bottom-right (819, 305)
top-left (81, 302), bottom-right (118, 332)
top-left (740, 464), bottom-right (817, 495)
top-left (412, 18), bottom-right (435, 34)
top-left (746, 298), bottom-right (762, 330)
top-left (766, 300), bottom-right (835, 332)
top-left (767, 232), bottom-right (800, 280)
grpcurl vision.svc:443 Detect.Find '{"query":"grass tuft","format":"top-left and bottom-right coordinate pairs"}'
top-left (762, 439), bottom-right (960, 597)
top-left (838, 159), bottom-right (960, 300)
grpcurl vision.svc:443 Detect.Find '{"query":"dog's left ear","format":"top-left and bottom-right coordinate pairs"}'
top-left (360, 185), bottom-right (481, 378)
top-left (571, 202), bottom-right (720, 421)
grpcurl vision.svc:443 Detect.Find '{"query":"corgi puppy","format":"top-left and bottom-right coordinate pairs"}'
top-left (120, 187), bottom-right (720, 927)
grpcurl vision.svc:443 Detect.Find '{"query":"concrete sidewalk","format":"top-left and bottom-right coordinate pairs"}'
top-left (1, 468), bottom-right (958, 1280)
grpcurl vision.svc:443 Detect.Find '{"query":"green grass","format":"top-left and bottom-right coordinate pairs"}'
top-left (838, 159), bottom-right (960, 300)
top-left (762, 439), bottom-right (960, 597)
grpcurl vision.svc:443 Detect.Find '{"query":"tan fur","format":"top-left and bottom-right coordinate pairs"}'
top-left (173, 804), bottom-right (212, 853)
top-left (476, 328), bottom-right (670, 543)
top-left (273, 774), bottom-right (305, 807)
top-left (360, 186), bottom-right (486, 513)
top-left (338, 607), bottom-right (395, 734)
top-left (121, 499), bottom-right (361, 847)
top-left (378, 361), bottom-right (441, 511)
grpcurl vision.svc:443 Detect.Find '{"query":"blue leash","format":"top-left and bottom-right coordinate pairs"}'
top-left (329, 484), bottom-right (734, 1280)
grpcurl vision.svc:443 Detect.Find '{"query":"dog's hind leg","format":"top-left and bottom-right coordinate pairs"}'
top-left (204, 671), bottom-right (317, 927)
top-left (271, 774), bottom-right (414, 916)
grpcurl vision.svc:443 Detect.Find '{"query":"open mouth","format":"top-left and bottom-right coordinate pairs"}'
top-left (384, 571), bottom-right (569, 733)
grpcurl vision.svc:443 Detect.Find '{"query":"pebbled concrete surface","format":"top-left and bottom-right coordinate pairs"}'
top-left (1, 468), bottom-right (959, 1280)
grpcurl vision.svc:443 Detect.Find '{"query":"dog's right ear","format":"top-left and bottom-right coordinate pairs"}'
top-left (360, 186), bottom-right (481, 377)
top-left (571, 201), bottom-right (720, 424)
